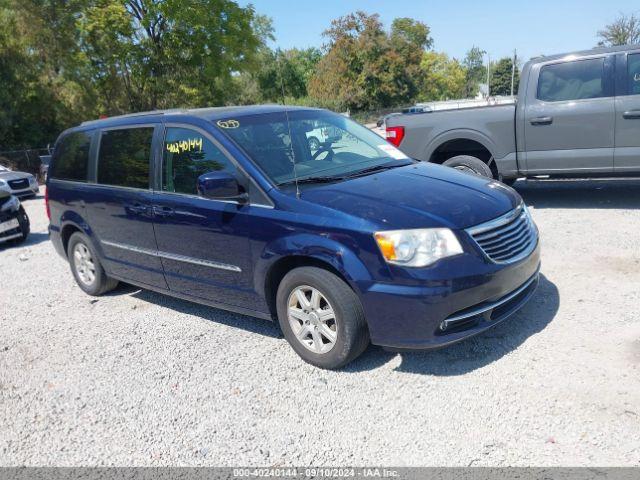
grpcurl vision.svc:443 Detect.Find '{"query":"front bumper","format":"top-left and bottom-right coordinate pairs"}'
top-left (359, 241), bottom-right (541, 349)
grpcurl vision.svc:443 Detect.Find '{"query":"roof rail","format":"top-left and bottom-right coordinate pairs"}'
top-left (80, 108), bottom-right (185, 126)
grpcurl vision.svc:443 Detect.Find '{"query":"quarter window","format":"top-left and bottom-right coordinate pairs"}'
top-left (537, 58), bottom-right (605, 102)
top-left (628, 53), bottom-right (640, 95)
top-left (162, 127), bottom-right (237, 195)
top-left (51, 131), bottom-right (92, 182)
top-left (97, 127), bottom-right (154, 189)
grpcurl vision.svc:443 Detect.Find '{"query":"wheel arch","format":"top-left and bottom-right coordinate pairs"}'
top-left (257, 235), bottom-right (373, 320)
top-left (425, 130), bottom-right (499, 176)
top-left (58, 213), bottom-right (94, 258)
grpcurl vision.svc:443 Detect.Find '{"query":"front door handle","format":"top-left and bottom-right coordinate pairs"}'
top-left (623, 110), bottom-right (640, 119)
top-left (530, 116), bottom-right (553, 126)
top-left (152, 205), bottom-right (175, 217)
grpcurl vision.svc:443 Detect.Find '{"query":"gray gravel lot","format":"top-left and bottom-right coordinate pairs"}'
top-left (1, 179), bottom-right (639, 466)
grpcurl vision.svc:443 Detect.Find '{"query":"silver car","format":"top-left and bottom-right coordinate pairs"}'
top-left (0, 165), bottom-right (39, 198)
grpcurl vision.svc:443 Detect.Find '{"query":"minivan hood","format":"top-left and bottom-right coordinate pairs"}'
top-left (299, 162), bottom-right (521, 230)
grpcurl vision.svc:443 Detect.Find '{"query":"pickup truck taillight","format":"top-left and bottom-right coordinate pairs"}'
top-left (385, 126), bottom-right (405, 147)
top-left (45, 186), bottom-right (50, 220)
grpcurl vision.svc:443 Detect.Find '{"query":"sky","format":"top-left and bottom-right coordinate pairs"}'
top-left (244, 0), bottom-right (639, 64)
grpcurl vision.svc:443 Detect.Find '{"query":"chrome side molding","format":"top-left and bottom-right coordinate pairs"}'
top-left (101, 240), bottom-right (242, 273)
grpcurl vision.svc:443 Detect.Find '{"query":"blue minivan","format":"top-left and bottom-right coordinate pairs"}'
top-left (47, 106), bottom-right (540, 369)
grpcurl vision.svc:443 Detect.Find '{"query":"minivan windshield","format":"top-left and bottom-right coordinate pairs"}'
top-left (216, 110), bottom-right (413, 186)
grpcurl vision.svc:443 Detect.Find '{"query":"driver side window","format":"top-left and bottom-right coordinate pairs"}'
top-left (162, 127), bottom-right (237, 195)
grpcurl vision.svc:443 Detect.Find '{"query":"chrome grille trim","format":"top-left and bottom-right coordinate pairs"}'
top-left (466, 204), bottom-right (538, 264)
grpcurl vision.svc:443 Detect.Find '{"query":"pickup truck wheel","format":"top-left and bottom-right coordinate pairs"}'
top-left (443, 155), bottom-right (493, 178)
top-left (276, 267), bottom-right (370, 369)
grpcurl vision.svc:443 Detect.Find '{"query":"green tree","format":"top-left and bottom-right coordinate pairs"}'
top-left (598, 13), bottom-right (640, 46)
top-left (490, 57), bottom-right (519, 96)
top-left (418, 51), bottom-right (466, 101)
top-left (257, 48), bottom-right (322, 102)
top-left (463, 46), bottom-right (486, 98)
top-left (79, 0), bottom-right (273, 113)
top-left (308, 11), bottom-right (431, 112)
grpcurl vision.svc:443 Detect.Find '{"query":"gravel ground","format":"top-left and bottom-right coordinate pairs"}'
top-left (1, 179), bottom-right (639, 467)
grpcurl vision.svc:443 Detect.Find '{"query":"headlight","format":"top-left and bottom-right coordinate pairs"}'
top-left (0, 195), bottom-right (20, 213)
top-left (29, 175), bottom-right (37, 185)
top-left (0, 179), bottom-right (6, 187)
top-left (374, 228), bottom-right (463, 267)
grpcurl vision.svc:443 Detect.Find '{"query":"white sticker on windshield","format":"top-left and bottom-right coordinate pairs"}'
top-left (378, 144), bottom-right (409, 160)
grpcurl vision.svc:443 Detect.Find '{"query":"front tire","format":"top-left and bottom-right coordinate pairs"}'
top-left (67, 232), bottom-right (118, 296)
top-left (276, 267), bottom-right (369, 369)
top-left (12, 207), bottom-right (30, 244)
top-left (443, 155), bottom-right (494, 178)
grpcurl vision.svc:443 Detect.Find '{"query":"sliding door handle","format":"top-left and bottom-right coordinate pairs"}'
top-left (530, 116), bottom-right (553, 126)
top-left (623, 110), bottom-right (640, 119)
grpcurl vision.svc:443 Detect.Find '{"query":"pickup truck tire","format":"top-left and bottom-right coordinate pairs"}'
top-left (276, 267), bottom-right (369, 369)
top-left (443, 155), bottom-right (493, 178)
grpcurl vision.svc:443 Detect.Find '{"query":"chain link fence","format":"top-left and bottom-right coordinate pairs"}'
top-left (0, 147), bottom-right (52, 183)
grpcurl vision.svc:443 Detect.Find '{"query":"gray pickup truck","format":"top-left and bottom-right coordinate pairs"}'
top-left (385, 45), bottom-right (640, 183)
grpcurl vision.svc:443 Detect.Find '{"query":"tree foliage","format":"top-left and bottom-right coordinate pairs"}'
top-left (0, 0), bottom-right (272, 149)
top-left (308, 12), bottom-right (432, 112)
top-left (417, 51), bottom-right (466, 101)
top-left (463, 46), bottom-right (486, 97)
top-left (80, 0), bottom-right (272, 112)
top-left (490, 57), bottom-right (519, 97)
top-left (598, 13), bottom-right (640, 47)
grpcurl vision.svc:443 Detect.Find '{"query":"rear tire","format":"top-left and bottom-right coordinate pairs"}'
top-left (443, 155), bottom-right (493, 178)
top-left (67, 232), bottom-right (118, 296)
top-left (276, 267), bottom-right (369, 369)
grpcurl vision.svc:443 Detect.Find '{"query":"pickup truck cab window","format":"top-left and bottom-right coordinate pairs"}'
top-left (97, 127), bottom-right (154, 189)
top-left (162, 127), bottom-right (237, 195)
top-left (537, 58), bottom-right (606, 102)
top-left (628, 53), bottom-right (640, 95)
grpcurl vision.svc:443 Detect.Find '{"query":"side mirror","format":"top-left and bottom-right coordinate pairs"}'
top-left (197, 171), bottom-right (248, 204)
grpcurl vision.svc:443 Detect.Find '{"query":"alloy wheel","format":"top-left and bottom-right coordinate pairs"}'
top-left (287, 285), bottom-right (338, 354)
top-left (73, 243), bottom-right (96, 286)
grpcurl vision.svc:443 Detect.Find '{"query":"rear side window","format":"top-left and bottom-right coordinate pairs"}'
top-left (50, 131), bottom-right (92, 182)
top-left (628, 53), bottom-right (640, 95)
top-left (97, 127), bottom-right (154, 189)
top-left (162, 127), bottom-right (237, 195)
top-left (537, 58), bottom-right (605, 102)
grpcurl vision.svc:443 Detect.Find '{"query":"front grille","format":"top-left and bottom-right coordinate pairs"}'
top-left (467, 204), bottom-right (537, 263)
top-left (8, 178), bottom-right (29, 190)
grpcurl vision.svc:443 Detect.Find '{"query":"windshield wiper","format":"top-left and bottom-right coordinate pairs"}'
top-left (344, 163), bottom-right (404, 179)
top-left (277, 175), bottom-right (346, 187)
